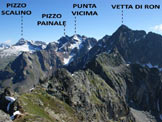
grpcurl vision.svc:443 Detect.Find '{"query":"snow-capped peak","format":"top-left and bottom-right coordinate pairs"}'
top-left (0, 43), bottom-right (10, 50)
top-left (72, 34), bottom-right (87, 42)
top-left (15, 38), bottom-right (28, 46)
top-left (0, 39), bottom-right (47, 58)
top-left (69, 35), bottom-right (84, 50)
top-left (73, 34), bottom-right (82, 42)
top-left (56, 34), bottom-right (97, 65)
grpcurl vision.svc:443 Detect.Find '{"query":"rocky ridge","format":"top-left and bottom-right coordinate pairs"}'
top-left (0, 25), bottom-right (162, 122)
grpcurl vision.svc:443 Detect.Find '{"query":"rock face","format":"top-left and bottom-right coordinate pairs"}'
top-left (0, 43), bottom-right (10, 50)
top-left (47, 69), bottom-right (134, 122)
top-left (0, 38), bottom-right (47, 70)
top-left (0, 25), bottom-right (162, 122)
top-left (0, 88), bottom-right (22, 121)
top-left (55, 34), bottom-right (97, 65)
top-left (14, 87), bottom-right (81, 122)
top-left (0, 35), bottom-right (97, 92)
top-left (68, 25), bottom-right (162, 72)
top-left (0, 49), bottom-right (63, 92)
top-left (45, 49), bottom-right (162, 122)
top-left (0, 110), bottom-right (12, 122)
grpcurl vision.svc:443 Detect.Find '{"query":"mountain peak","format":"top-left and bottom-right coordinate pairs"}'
top-left (117, 24), bottom-right (131, 32)
top-left (0, 43), bottom-right (10, 50)
top-left (18, 38), bottom-right (26, 42)
top-left (72, 34), bottom-right (88, 43)
top-left (110, 25), bottom-right (133, 40)
top-left (15, 38), bottom-right (28, 46)
top-left (72, 34), bottom-right (82, 41)
top-left (57, 36), bottom-right (70, 46)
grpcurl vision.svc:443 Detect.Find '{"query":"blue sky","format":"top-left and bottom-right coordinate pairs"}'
top-left (0, 0), bottom-right (162, 44)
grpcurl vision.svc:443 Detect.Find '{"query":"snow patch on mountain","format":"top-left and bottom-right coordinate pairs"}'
top-left (144, 63), bottom-right (162, 71)
top-left (56, 35), bottom-right (97, 65)
top-left (5, 96), bottom-right (16, 102)
top-left (70, 35), bottom-right (85, 49)
top-left (64, 55), bottom-right (74, 65)
top-left (1, 44), bottom-right (35, 57)
top-left (11, 111), bottom-right (22, 120)
top-left (5, 96), bottom-right (22, 120)
top-left (0, 43), bottom-right (10, 50)
top-left (0, 38), bottom-right (47, 58)
top-left (5, 96), bottom-right (16, 112)
top-left (129, 62), bottom-right (162, 71)
top-left (88, 45), bottom-right (92, 50)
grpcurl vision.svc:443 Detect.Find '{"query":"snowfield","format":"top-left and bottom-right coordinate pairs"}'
top-left (0, 39), bottom-right (46, 58)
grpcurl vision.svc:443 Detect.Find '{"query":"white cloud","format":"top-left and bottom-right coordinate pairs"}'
top-left (4, 40), bottom-right (12, 45)
top-left (151, 24), bottom-right (162, 32)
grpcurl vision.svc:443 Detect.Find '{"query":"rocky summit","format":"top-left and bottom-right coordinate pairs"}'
top-left (0, 25), bottom-right (162, 122)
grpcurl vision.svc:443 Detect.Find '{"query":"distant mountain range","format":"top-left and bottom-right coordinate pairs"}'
top-left (0, 38), bottom-right (47, 70)
top-left (0, 34), bottom-right (97, 92)
top-left (0, 38), bottom-right (47, 58)
top-left (67, 25), bottom-right (162, 72)
top-left (1, 25), bottom-right (162, 91)
top-left (0, 25), bottom-right (162, 122)
top-left (0, 43), bottom-right (10, 50)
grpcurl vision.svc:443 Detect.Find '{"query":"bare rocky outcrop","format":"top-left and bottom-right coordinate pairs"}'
top-left (0, 110), bottom-right (12, 122)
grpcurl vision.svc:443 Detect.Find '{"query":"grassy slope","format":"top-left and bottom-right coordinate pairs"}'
top-left (15, 87), bottom-right (80, 122)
